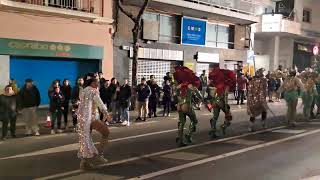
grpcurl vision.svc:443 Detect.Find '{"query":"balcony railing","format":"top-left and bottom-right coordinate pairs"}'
top-left (10, 0), bottom-right (100, 15)
top-left (183, 0), bottom-right (272, 16)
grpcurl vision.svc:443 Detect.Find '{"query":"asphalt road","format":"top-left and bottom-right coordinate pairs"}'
top-left (1, 100), bottom-right (319, 180)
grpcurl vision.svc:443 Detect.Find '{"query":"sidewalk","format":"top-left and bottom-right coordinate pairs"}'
top-left (0, 100), bottom-right (286, 130)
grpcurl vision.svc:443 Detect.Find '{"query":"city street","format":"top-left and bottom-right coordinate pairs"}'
top-left (2, 101), bottom-right (320, 180)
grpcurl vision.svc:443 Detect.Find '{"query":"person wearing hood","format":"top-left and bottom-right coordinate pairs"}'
top-left (0, 85), bottom-right (18, 140)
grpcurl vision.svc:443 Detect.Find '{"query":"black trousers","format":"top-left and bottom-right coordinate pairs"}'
top-left (63, 104), bottom-right (69, 126)
top-left (148, 99), bottom-right (157, 116)
top-left (237, 90), bottom-right (245, 104)
top-left (1, 116), bottom-right (16, 138)
top-left (163, 100), bottom-right (171, 115)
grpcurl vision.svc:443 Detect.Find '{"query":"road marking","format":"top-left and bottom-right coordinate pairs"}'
top-left (61, 173), bottom-right (123, 180)
top-left (272, 129), bottom-right (306, 134)
top-left (161, 152), bottom-right (208, 161)
top-left (128, 129), bottom-right (320, 180)
top-left (35, 125), bottom-right (286, 180)
top-left (0, 129), bottom-right (178, 160)
top-left (226, 139), bottom-right (264, 146)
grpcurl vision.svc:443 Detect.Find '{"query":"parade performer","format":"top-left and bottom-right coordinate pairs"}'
top-left (247, 68), bottom-right (268, 132)
top-left (206, 67), bottom-right (236, 138)
top-left (77, 75), bottom-right (111, 170)
top-left (174, 66), bottom-right (202, 146)
top-left (299, 71), bottom-right (318, 120)
top-left (278, 69), bottom-right (304, 127)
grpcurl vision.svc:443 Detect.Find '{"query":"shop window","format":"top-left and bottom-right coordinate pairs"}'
top-left (303, 9), bottom-right (311, 23)
top-left (143, 12), bottom-right (159, 21)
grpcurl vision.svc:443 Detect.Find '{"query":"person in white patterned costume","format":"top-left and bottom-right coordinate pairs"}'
top-left (77, 76), bottom-right (111, 170)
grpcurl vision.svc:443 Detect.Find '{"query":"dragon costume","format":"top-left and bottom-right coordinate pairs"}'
top-left (206, 67), bottom-right (236, 138)
top-left (247, 68), bottom-right (268, 132)
top-left (174, 66), bottom-right (202, 146)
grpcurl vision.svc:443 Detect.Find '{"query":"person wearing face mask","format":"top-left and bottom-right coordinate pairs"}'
top-left (77, 75), bottom-right (112, 170)
top-left (0, 85), bottom-right (17, 140)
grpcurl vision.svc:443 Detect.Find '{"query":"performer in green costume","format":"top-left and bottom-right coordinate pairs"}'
top-left (278, 70), bottom-right (304, 127)
top-left (176, 83), bottom-right (202, 146)
top-left (206, 68), bottom-right (235, 139)
top-left (173, 66), bottom-right (202, 147)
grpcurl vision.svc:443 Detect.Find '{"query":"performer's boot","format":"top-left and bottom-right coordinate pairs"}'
top-left (95, 137), bottom-right (108, 164)
top-left (176, 121), bottom-right (187, 147)
top-left (261, 112), bottom-right (267, 129)
top-left (248, 117), bottom-right (255, 132)
top-left (80, 159), bottom-right (94, 170)
top-left (185, 134), bottom-right (193, 145)
top-left (221, 121), bottom-right (231, 135)
top-left (209, 118), bottom-right (219, 139)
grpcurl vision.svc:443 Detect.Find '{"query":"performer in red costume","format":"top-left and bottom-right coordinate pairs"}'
top-left (206, 67), bottom-right (236, 138)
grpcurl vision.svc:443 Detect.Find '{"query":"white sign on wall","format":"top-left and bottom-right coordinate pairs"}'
top-left (262, 14), bottom-right (283, 32)
top-left (197, 52), bottom-right (219, 63)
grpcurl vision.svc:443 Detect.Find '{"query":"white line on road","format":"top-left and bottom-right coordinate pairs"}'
top-left (128, 129), bottom-right (320, 180)
top-left (35, 126), bottom-right (286, 180)
top-left (0, 129), bottom-right (178, 160)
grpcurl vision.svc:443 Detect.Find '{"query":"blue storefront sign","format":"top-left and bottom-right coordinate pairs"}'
top-left (181, 17), bottom-right (207, 46)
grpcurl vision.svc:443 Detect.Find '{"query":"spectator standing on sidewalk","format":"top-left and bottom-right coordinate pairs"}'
top-left (119, 79), bottom-right (132, 126)
top-left (199, 70), bottom-right (208, 98)
top-left (0, 85), bottom-right (17, 140)
top-left (109, 78), bottom-right (121, 123)
top-left (136, 78), bottom-right (151, 121)
top-left (61, 79), bottom-right (72, 129)
top-left (162, 80), bottom-right (172, 117)
top-left (236, 73), bottom-right (248, 105)
top-left (100, 80), bottom-right (111, 110)
top-left (148, 79), bottom-right (160, 118)
top-left (71, 77), bottom-right (84, 131)
top-left (17, 79), bottom-right (41, 136)
top-left (50, 87), bottom-right (65, 134)
top-left (9, 79), bottom-right (19, 95)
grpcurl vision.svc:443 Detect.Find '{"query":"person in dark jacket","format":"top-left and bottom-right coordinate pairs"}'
top-left (109, 78), bottom-right (121, 123)
top-left (100, 80), bottom-right (111, 110)
top-left (17, 79), bottom-right (41, 136)
top-left (148, 80), bottom-right (160, 118)
top-left (136, 78), bottom-right (151, 121)
top-left (162, 80), bottom-right (172, 117)
top-left (119, 79), bottom-right (132, 126)
top-left (0, 85), bottom-right (17, 140)
top-left (71, 77), bottom-right (84, 131)
top-left (61, 79), bottom-right (72, 129)
top-left (49, 87), bottom-right (65, 134)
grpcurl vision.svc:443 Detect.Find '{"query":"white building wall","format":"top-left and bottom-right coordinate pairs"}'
top-left (279, 38), bottom-right (294, 69)
top-left (0, 55), bottom-right (10, 94)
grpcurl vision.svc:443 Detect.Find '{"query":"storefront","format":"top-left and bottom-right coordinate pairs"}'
top-left (195, 52), bottom-right (220, 76)
top-left (129, 47), bottom-right (184, 85)
top-left (0, 38), bottom-right (103, 104)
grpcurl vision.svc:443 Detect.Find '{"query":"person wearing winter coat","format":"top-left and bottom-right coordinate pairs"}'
top-left (49, 87), bottom-right (65, 134)
top-left (119, 79), bottom-right (132, 126)
top-left (61, 79), bottom-right (72, 129)
top-left (17, 79), bottom-right (41, 136)
top-left (136, 78), bottom-right (151, 121)
top-left (0, 85), bottom-right (17, 140)
top-left (162, 80), bottom-right (172, 117)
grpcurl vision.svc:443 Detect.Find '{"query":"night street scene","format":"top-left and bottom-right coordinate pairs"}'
top-left (2, 0), bottom-right (320, 180)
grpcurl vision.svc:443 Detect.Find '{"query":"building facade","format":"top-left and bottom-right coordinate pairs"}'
top-left (114, 0), bottom-right (271, 84)
top-left (0, 0), bottom-right (113, 104)
top-left (253, 0), bottom-right (320, 72)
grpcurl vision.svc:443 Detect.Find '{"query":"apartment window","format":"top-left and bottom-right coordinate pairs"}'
top-left (303, 9), bottom-right (311, 23)
top-left (217, 25), bottom-right (229, 49)
top-left (143, 12), bottom-right (159, 21)
top-left (206, 23), bottom-right (218, 47)
top-left (159, 15), bottom-right (179, 43)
